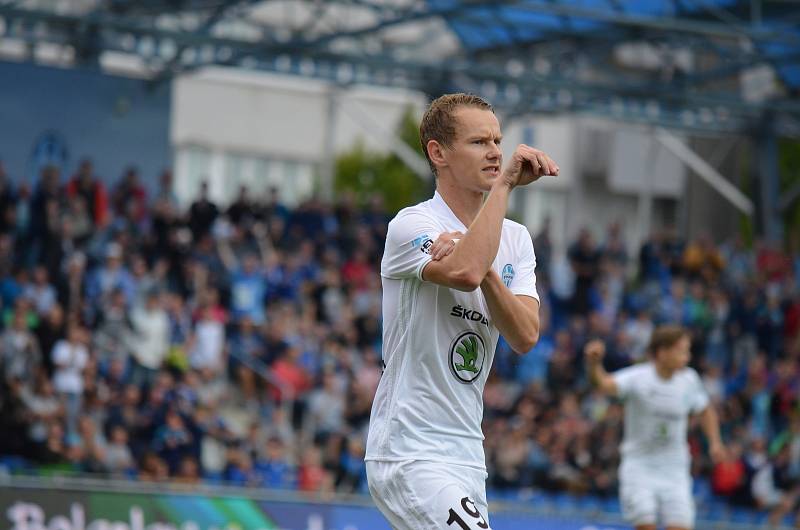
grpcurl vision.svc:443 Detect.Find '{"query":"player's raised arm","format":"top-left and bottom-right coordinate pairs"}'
top-left (584, 339), bottom-right (619, 396)
top-left (421, 141), bottom-right (557, 291)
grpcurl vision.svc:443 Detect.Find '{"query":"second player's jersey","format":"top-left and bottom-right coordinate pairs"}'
top-left (365, 191), bottom-right (538, 470)
top-left (613, 362), bottom-right (709, 470)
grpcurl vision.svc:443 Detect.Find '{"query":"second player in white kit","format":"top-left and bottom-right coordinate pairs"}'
top-left (585, 326), bottom-right (726, 530)
top-left (366, 93), bottom-right (559, 530)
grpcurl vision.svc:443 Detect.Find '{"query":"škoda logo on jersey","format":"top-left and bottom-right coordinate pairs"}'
top-left (450, 305), bottom-right (490, 327)
top-left (448, 331), bottom-right (486, 384)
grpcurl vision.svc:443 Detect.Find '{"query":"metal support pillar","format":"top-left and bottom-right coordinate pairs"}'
top-left (758, 118), bottom-right (783, 242)
top-left (320, 85), bottom-right (340, 201)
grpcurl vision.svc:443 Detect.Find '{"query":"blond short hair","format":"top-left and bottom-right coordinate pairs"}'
top-left (419, 93), bottom-right (493, 176)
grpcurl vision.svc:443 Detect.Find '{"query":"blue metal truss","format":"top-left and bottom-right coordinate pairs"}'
top-left (1, 0), bottom-right (799, 135)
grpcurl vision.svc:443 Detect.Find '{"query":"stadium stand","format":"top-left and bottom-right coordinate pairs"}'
top-left (0, 159), bottom-right (798, 526)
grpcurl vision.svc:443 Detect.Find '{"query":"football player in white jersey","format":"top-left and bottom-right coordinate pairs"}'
top-left (584, 325), bottom-right (726, 530)
top-left (365, 93), bottom-right (558, 530)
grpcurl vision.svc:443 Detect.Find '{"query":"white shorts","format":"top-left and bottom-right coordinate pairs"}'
top-left (366, 460), bottom-right (492, 530)
top-left (619, 461), bottom-right (695, 528)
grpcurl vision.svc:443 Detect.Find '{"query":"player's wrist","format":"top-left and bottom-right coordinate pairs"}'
top-left (481, 268), bottom-right (499, 286)
top-left (495, 175), bottom-right (515, 191)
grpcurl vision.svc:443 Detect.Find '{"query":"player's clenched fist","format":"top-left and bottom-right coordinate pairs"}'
top-left (501, 144), bottom-right (559, 189)
top-left (584, 339), bottom-right (606, 364)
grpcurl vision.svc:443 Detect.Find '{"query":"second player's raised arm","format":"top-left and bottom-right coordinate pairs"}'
top-left (584, 340), bottom-right (619, 396)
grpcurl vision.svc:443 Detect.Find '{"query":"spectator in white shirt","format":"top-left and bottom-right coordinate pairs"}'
top-left (189, 305), bottom-right (225, 374)
top-left (51, 324), bottom-right (89, 438)
top-left (129, 289), bottom-right (170, 387)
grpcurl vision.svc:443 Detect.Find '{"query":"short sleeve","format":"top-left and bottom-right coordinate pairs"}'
top-left (509, 228), bottom-right (539, 301)
top-left (687, 369), bottom-right (710, 413)
top-left (613, 364), bottom-right (641, 400)
top-left (381, 209), bottom-right (441, 281)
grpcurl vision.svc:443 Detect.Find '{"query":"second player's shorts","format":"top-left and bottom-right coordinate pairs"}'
top-left (619, 459), bottom-right (695, 528)
top-left (366, 460), bottom-right (492, 530)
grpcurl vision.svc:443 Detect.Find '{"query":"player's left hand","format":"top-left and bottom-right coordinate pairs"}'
top-left (430, 231), bottom-right (464, 261)
top-left (710, 441), bottom-right (727, 464)
top-left (584, 339), bottom-right (606, 364)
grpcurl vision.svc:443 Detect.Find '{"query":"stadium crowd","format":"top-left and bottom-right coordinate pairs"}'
top-left (0, 158), bottom-right (798, 523)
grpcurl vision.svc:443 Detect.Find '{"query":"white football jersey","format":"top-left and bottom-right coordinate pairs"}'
top-left (365, 191), bottom-right (538, 470)
top-left (614, 362), bottom-right (709, 470)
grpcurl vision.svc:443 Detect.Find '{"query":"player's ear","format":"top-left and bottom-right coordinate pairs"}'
top-left (427, 140), bottom-right (448, 170)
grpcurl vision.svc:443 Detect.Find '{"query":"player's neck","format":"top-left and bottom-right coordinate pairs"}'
top-left (654, 362), bottom-right (675, 380)
top-left (436, 181), bottom-right (484, 227)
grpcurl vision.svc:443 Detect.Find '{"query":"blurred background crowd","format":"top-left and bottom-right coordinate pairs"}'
top-left (0, 159), bottom-right (798, 524)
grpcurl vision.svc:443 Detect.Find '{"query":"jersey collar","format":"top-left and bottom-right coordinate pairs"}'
top-left (431, 191), bottom-right (468, 231)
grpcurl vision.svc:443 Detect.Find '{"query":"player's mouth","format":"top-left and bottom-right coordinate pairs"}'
top-left (483, 166), bottom-right (500, 176)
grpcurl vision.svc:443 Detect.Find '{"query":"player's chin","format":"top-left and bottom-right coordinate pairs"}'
top-left (480, 171), bottom-right (500, 188)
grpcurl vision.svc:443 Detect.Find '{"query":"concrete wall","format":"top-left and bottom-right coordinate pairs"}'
top-left (0, 61), bottom-right (170, 190)
top-left (171, 67), bottom-right (428, 205)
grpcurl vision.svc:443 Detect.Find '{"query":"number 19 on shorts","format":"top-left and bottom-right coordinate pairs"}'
top-left (446, 497), bottom-right (490, 530)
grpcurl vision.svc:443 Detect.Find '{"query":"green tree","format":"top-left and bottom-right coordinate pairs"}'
top-left (334, 106), bottom-right (432, 212)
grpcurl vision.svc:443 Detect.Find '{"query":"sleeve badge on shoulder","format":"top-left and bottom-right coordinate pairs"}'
top-left (502, 263), bottom-right (515, 287)
top-left (411, 234), bottom-right (434, 254)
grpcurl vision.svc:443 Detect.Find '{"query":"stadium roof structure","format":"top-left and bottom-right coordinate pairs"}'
top-left (1, 0), bottom-right (800, 136)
